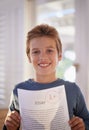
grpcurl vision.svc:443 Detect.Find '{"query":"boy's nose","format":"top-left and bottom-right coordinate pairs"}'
top-left (39, 51), bottom-right (48, 59)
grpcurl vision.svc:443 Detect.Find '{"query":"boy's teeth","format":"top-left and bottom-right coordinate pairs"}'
top-left (40, 64), bottom-right (48, 66)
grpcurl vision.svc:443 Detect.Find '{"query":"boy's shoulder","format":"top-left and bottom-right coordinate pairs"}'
top-left (15, 80), bottom-right (27, 88)
top-left (13, 79), bottom-right (32, 95)
top-left (63, 80), bottom-right (81, 96)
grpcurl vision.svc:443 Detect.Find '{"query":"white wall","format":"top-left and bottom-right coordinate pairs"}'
top-left (75, 0), bottom-right (89, 107)
top-left (0, 0), bottom-right (37, 108)
top-left (0, 0), bottom-right (25, 108)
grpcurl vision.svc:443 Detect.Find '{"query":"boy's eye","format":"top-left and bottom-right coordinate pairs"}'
top-left (32, 50), bottom-right (40, 54)
top-left (47, 49), bottom-right (54, 53)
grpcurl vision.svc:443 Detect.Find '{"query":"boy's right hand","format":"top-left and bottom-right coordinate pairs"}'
top-left (4, 110), bottom-right (21, 130)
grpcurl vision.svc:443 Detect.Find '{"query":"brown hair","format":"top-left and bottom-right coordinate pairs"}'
top-left (26, 24), bottom-right (62, 56)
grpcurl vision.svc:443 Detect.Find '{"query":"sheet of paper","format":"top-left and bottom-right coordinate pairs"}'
top-left (18, 85), bottom-right (71, 130)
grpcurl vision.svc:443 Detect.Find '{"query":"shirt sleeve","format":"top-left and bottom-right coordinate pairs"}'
top-left (9, 89), bottom-right (19, 112)
top-left (2, 88), bottom-right (20, 130)
top-left (2, 125), bottom-right (7, 130)
top-left (74, 85), bottom-right (89, 129)
top-left (2, 125), bottom-right (20, 130)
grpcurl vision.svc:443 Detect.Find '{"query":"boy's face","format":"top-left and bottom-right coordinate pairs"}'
top-left (28, 36), bottom-right (62, 77)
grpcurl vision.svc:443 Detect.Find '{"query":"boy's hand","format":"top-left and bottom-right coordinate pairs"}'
top-left (69, 116), bottom-right (85, 130)
top-left (4, 110), bottom-right (21, 130)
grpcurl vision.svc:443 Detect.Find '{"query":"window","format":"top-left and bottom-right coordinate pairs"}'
top-left (36, 0), bottom-right (76, 82)
top-left (57, 50), bottom-right (76, 82)
top-left (0, 12), bottom-right (7, 107)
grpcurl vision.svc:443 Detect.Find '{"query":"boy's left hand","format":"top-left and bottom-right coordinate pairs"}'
top-left (69, 116), bottom-right (85, 130)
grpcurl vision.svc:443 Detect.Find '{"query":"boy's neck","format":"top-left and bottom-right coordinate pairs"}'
top-left (34, 75), bottom-right (57, 83)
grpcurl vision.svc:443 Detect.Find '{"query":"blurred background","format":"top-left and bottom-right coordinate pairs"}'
top-left (0, 0), bottom-right (89, 110)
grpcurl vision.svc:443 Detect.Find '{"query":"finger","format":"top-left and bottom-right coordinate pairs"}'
top-left (8, 115), bottom-right (20, 127)
top-left (69, 116), bottom-right (85, 130)
top-left (9, 112), bottom-right (20, 126)
top-left (5, 111), bottom-right (20, 127)
top-left (72, 124), bottom-right (85, 130)
top-left (11, 111), bottom-right (20, 123)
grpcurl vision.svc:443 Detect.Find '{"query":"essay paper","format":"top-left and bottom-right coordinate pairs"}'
top-left (18, 85), bottom-right (71, 130)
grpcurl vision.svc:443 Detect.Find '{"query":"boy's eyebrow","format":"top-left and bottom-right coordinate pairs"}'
top-left (31, 46), bottom-right (55, 50)
top-left (31, 48), bottom-right (39, 50)
top-left (46, 46), bottom-right (56, 49)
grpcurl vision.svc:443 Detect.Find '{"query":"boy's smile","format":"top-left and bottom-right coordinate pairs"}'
top-left (28, 36), bottom-right (62, 82)
top-left (38, 63), bottom-right (51, 68)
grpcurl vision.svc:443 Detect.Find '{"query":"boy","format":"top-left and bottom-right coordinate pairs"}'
top-left (3, 24), bottom-right (89, 130)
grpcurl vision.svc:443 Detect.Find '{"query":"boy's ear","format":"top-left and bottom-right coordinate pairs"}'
top-left (28, 55), bottom-right (31, 63)
top-left (58, 53), bottom-right (62, 61)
